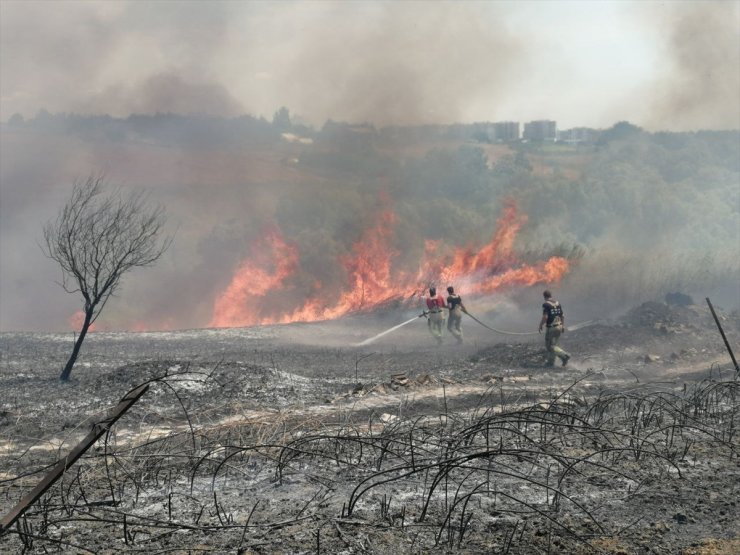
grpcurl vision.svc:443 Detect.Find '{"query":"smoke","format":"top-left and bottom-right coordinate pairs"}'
top-left (0, 1), bottom-right (243, 118)
top-left (4, 2), bottom-right (738, 129)
top-left (261, 3), bottom-right (526, 126)
top-left (83, 72), bottom-right (245, 117)
top-left (640, 1), bottom-right (740, 130)
top-left (0, 2), bottom-right (525, 125)
top-left (1, 2), bottom-right (738, 332)
top-left (1, 118), bottom-right (738, 332)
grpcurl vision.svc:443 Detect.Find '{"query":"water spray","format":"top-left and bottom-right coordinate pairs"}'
top-left (355, 310), bottom-right (599, 346)
top-left (355, 313), bottom-right (427, 346)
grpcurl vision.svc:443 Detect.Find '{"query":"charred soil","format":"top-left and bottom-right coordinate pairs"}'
top-left (1, 301), bottom-right (739, 554)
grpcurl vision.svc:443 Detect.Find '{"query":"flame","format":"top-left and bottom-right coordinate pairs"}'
top-left (209, 200), bottom-right (570, 327)
top-left (418, 200), bottom-right (522, 287)
top-left (68, 310), bottom-right (97, 332)
top-left (209, 230), bottom-right (300, 327)
top-left (327, 204), bottom-right (400, 316)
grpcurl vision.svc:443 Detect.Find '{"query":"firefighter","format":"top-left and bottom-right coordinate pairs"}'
top-left (425, 286), bottom-right (447, 344)
top-left (538, 290), bottom-right (570, 367)
top-left (446, 286), bottom-right (467, 344)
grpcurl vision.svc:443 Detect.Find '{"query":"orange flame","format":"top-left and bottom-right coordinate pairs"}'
top-left (209, 200), bottom-right (570, 327)
top-left (209, 230), bottom-right (300, 327)
top-left (68, 310), bottom-right (97, 332)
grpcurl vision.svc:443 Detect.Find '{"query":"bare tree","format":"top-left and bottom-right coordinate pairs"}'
top-left (43, 175), bottom-right (171, 382)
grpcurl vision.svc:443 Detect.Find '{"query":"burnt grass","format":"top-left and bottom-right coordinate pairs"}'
top-left (1, 301), bottom-right (739, 554)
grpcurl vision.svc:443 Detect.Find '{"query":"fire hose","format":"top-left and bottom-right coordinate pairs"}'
top-left (463, 310), bottom-right (598, 335)
top-left (463, 310), bottom-right (538, 335)
top-left (356, 311), bottom-right (598, 346)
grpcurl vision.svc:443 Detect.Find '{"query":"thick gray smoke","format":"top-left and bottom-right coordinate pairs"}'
top-left (2, 118), bottom-right (737, 332)
top-left (85, 73), bottom-right (245, 118)
top-left (0, 1), bottom-right (243, 118)
top-left (2, 2), bottom-right (738, 128)
top-left (1, 2), bottom-right (738, 332)
top-left (641, 1), bottom-right (740, 130)
top-left (0, 2), bottom-right (525, 125)
top-left (265, 3), bottom-right (526, 126)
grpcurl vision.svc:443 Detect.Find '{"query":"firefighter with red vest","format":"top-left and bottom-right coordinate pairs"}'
top-left (539, 290), bottom-right (570, 367)
top-left (425, 286), bottom-right (447, 344)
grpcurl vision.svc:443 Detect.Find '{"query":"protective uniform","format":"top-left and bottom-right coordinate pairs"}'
top-left (446, 290), bottom-right (464, 344)
top-left (425, 289), bottom-right (447, 344)
top-left (543, 299), bottom-right (570, 366)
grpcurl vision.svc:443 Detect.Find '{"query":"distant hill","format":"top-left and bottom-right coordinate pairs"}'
top-left (1, 112), bottom-right (738, 331)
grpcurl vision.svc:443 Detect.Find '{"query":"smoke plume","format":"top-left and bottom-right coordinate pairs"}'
top-left (642, 1), bottom-right (740, 130)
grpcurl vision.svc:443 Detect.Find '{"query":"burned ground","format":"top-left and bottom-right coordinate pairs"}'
top-left (1, 301), bottom-right (739, 554)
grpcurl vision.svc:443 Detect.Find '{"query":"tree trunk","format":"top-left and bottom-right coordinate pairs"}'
top-left (60, 310), bottom-right (93, 382)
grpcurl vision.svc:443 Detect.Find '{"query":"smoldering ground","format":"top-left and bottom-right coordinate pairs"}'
top-left (1, 299), bottom-right (739, 553)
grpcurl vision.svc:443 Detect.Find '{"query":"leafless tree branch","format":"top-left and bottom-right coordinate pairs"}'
top-left (42, 174), bottom-right (172, 381)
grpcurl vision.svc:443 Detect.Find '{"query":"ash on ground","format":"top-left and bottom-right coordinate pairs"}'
top-left (1, 300), bottom-right (739, 554)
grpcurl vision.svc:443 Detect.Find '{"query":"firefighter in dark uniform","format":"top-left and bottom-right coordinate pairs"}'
top-left (446, 286), bottom-right (466, 344)
top-left (538, 290), bottom-right (570, 366)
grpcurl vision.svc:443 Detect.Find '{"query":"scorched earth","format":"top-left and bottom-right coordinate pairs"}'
top-left (1, 300), bottom-right (738, 554)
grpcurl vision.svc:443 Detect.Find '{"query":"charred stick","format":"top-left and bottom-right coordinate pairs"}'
top-left (0, 383), bottom-right (149, 535)
top-left (706, 297), bottom-right (739, 373)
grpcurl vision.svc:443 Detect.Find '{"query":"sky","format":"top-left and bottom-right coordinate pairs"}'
top-left (1, 0), bottom-right (738, 131)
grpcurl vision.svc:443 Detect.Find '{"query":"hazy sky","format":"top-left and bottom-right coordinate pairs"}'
top-left (1, 0), bottom-right (738, 130)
